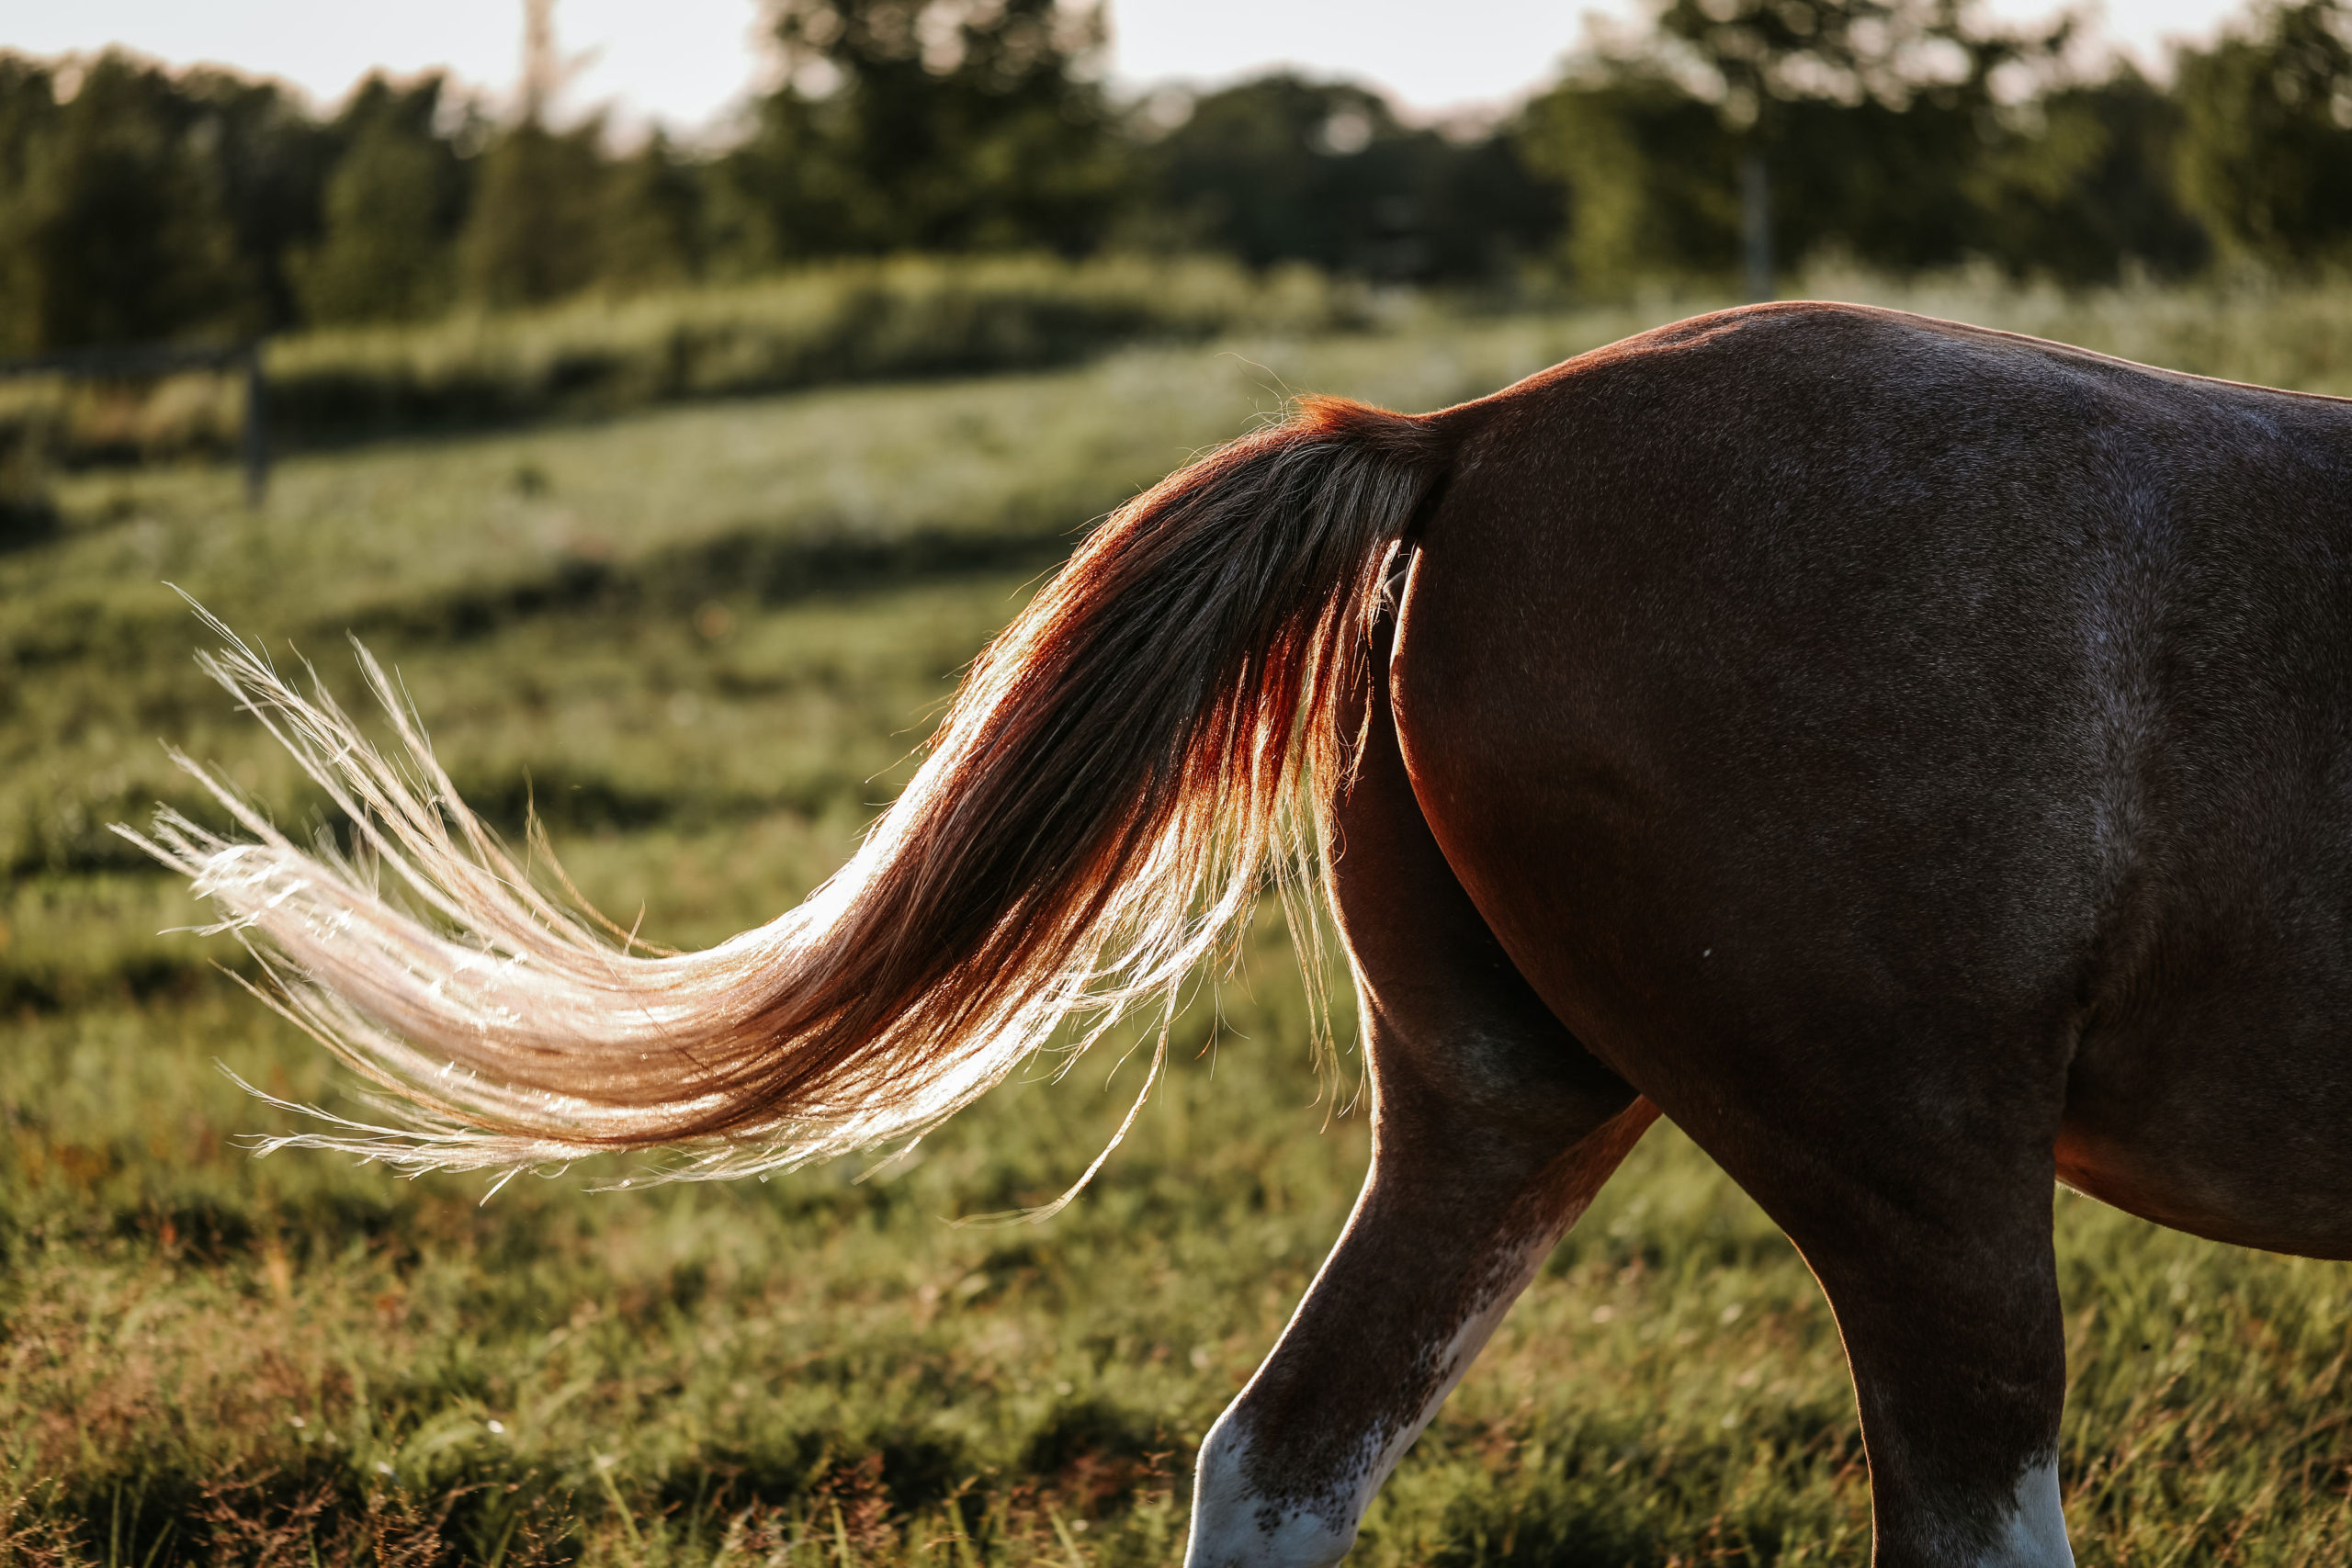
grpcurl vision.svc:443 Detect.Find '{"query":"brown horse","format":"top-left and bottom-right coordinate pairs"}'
top-left (130, 300), bottom-right (2352, 1566)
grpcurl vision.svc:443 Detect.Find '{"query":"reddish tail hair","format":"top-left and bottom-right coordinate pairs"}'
top-left (123, 398), bottom-right (1458, 1180)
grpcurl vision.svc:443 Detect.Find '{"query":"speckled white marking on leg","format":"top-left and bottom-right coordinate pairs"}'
top-left (1984, 1457), bottom-right (2073, 1567)
top-left (1182, 1423), bottom-right (1366, 1568)
top-left (1181, 1213), bottom-right (1577, 1568)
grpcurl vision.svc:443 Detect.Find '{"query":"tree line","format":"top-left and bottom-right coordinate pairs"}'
top-left (6, 0), bottom-right (2352, 355)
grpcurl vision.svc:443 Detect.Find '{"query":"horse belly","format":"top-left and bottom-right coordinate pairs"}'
top-left (2057, 872), bottom-right (2352, 1258)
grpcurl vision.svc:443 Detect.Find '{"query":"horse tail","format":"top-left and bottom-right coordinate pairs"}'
top-left (124, 397), bottom-right (1461, 1178)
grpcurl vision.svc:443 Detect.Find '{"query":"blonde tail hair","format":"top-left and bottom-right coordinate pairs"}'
top-left (123, 398), bottom-right (1459, 1180)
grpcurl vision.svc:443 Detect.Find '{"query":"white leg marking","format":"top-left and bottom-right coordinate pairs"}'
top-left (1984, 1456), bottom-right (2074, 1568)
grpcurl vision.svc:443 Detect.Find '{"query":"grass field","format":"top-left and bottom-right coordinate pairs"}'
top-left (10, 280), bottom-right (2352, 1565)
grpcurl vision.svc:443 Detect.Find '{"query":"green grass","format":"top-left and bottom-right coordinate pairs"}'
top-left (8, 277), bottom-right (2352, 1564)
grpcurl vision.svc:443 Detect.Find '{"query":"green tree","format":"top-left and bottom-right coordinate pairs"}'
top-left (1516, 66), bottom-right (1741, 290)
top-left (2175, 0), bottom-right (2352, 268)
top-left (716, 0), bottom-right (1125, 263)
top-left (1515, 0), bottom-right (2200, 291)
top-left (289, 75), bottom-right (468, 324)
top-left (457, 118), bottom-right (610, 307)
top-left (0, 55), bottom-right (64, 351)
top-left (599, 132), bottom-right (707, 291)
top-left (0, 52), bottom-right (339, 344)
top-left (1664, 0), bottom-right (2075, 276)
top-left (0, 51), bottom-right (246, 352)
top-left (1139, 73), bottom-right (1558, 282)
top-left (176, 68), bottom-right (343, 331)
top-left (1971, 68), bottom-right (2209, 284)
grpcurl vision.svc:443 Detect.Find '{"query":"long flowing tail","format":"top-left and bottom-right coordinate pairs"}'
top-left (123, 397), bottom-right (1459, 1179)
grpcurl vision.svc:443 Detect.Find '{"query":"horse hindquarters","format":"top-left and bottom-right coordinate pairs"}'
top-left (1183, 628), bottom-right (1655, 1568)
top-left (1390, 306), bottom-right (2103, 1564)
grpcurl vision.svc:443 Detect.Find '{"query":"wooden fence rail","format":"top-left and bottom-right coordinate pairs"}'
top-left (0, 339), bottom-right (269, 506)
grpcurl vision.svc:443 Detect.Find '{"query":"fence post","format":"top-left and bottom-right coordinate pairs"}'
top-left (241, 339), bottom-right (270, 508)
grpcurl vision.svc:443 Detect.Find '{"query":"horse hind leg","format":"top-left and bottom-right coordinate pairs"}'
top-left (1749, 1134), bottom-right (2072, 1565)
top-left (1656, 1027), bottom-right (2076, 1566)
top-left (1182, 651), bottom-right (1657, 1568)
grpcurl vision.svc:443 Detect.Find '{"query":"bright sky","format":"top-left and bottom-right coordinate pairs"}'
top-left (0, 0), bottom-right (2260, 137)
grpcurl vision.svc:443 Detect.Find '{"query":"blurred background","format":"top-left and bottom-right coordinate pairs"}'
top-left (0, 0), bottom-right (2346, 486)
top-left (2, 0), bottom-right (2346, 495)
top-left (0, 0), bottom-right (2333, 338)
top-left (10, 4), bottom-right (2352, 1565)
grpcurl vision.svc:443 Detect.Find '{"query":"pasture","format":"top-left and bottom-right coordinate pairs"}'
top-left (8, 279), bottom-right (2352, 1565)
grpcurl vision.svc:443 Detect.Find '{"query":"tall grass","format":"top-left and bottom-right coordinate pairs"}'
top-left (0, 254), bottom-right (1381, 468)
top-left (6, 278), bottom-right (2352, 1562)
top-left (266, 255), bottom-right (1375, 437)
top-left (1802, 257), bottom-right (2352, 397)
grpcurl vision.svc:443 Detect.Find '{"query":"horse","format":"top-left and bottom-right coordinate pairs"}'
top-left (128, 299), bottom-right (2352, 1566)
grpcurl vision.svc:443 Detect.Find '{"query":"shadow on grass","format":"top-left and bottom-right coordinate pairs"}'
top-left (341, 520), bottom-right (1072, 647)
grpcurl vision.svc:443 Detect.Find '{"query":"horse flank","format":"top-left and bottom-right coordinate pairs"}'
top-left (121, 396), bottom-right (1458, 1179)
